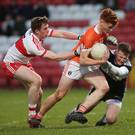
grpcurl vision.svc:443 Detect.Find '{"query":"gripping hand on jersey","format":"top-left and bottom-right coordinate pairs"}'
top-left (105, 36), bottom-right (118, 46)
top-left (74, 44), bottom-right (84, 56)
top-left (100, 62), bottom-right (111, 74)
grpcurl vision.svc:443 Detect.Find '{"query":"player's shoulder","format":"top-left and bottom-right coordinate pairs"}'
top-left (24, 29), bottom-right (33, 39)
top-left (24, 29), bottom-right (40, 46)
top-left (84, 26), bottom-right (94, 36)
top-left (83, 26), bottom-right (97, 41)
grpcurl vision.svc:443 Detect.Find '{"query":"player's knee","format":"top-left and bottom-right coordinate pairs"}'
top-left (100, 84), bottom-right (109, 93)
top-left (106, 115), bottom-right (117, 124)
top-left (55, 91), bottom-right (65, 101)
top-left (39, 88), bottom-right (43, 97)
top-left (31, 75), bottom-right (42, 88)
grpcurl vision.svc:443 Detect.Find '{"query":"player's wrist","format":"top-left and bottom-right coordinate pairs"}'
top-left (74, 50), bottom-right (80, 56)
top-left (77, 35), bottom-right (81, 40)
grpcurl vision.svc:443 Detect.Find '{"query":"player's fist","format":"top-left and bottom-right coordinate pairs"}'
top-left (74, 44), bottom-right (84, 56)
top-left (105, 36), bottom-right (118, 46)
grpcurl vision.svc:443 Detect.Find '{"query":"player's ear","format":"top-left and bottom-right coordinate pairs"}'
top-left (35, 29), bottom-right (39, 34)
top-left (99, 19), bottom-right (104, 25)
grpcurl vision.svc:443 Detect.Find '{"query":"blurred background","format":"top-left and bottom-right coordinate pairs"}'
top-left (0, 0), bottom-right (135, 89)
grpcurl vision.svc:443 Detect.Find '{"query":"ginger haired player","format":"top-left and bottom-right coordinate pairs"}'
top-left (30, 8), bottom-right (119, 127)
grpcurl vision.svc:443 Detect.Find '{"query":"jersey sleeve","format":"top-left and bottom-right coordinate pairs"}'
top-left (26, 37), bottom-right (47, 56)
top-left (47, 28), bottom-right (54, 37)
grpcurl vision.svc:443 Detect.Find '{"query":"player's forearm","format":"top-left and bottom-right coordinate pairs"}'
top-left (53, 52), bottom-right (74, 61)
top-left (61, 32), bottom-right (80, 40)
top-left (51, 30), bottom-right (80, 40)
top-left (80, 56), bottom-right (106, 66)
top-left (107, 62), bottom-right (129, 78)
top-left (43, 50), bottom-right (74, 61)
top-left (80, 49), bottom-right (107, 66)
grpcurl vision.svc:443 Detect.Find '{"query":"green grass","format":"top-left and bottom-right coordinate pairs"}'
top-left (0, 88), bottom-right (135, 135)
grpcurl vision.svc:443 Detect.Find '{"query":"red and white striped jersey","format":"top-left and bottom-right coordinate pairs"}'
top-left (3, 28), bottom-right (53, 64)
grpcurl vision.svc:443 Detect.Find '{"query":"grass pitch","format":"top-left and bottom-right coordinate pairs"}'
top-left (0, 88), bottom-right (135, 135)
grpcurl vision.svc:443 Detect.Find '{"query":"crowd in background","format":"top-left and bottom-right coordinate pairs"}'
top-left (0, 0), bottom-right (49, 36)
top-left (0, 0), bottom-right (135, 36)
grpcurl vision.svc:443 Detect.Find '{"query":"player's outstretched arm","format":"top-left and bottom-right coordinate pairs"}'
top-left (43, 50), bottom-right (77, 61)
top-left (50, 29), bottom-right (81, 40)
top-left (105, 62), bottom-right (129, 78)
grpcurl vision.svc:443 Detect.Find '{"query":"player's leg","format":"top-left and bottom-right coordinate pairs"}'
top-left (105, 99), bottom-right (121, 124)
top-left (78, 69), bottom-right (109, 113)
top-left (36, 88), bottom-right (43, 113)
top-left (96, 99), bottom-right (122, 126)
top-left (32, 61), bottom-right (83, 126)
top-left (66, 70), bottom-right (109, 124)
top-left (65, 87), bottom-right (94, 124)
top-left (29, 75), bottom-right (74, 128)
top-left (65, 87), bottom-right (98, 124)
top-left (2, 62), bottom-right (43, 127)
top-left (37, 61), bottom-right (81, 119)
top-left (21, 80), bottom-right (43, 113)
top-left (14, 66), bottom-right (42, 119)
top-left (38, 74), bottom-right (74, 118)
top-left (21, 80), bottom-right (44, 127)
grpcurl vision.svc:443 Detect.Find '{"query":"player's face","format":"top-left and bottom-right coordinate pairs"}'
top-left (100, 20), bottom-right (115, 34)
top-left (37, 24), bottom-right (49, 40)
top-left (115, 50), bottom-right (129, 65)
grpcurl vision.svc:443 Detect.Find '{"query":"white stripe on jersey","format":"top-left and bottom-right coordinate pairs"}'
top-left (47, 28), bottom-right (53, 36)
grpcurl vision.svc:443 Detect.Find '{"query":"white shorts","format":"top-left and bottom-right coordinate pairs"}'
top-left (106, 99), bottom-right (122, 109)
top-left (63, 61), bottom-right (99, 80)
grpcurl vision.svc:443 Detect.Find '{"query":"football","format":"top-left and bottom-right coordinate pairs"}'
top-left (89, 43), bottom-right (108, 60)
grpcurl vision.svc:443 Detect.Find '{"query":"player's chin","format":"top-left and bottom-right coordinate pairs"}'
top-left (117, 62), bottom-right (123, 66)
top-left (105, 30), bottom-right (111, 34)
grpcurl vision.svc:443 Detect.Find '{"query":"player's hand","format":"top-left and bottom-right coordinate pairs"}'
top-left (101, 62), bottom-right (109, 73)
top-left (105, 36), bottom-right (118, 46)
top-left (101, 61), bottom-right (111, 73)
top-left (74, 44), bottom-right (84, 56)
top-left (100, 49), bottom-right (110, 63)
top-left (78, 35), bottom-right (83, 40)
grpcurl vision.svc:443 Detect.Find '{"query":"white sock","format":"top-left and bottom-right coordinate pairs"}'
top-left (28, 104), bottom-right (37, 118)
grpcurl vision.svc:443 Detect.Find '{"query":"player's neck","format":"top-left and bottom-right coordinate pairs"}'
top-left (95, 24), bottom-right (103, 34)
top-left (33, 33), bottom-right (43, 41)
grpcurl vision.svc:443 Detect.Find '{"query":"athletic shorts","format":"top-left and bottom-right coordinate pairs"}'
top-left (106, 99), bottom-right (122, 109)
top-left (1, 62), bottom-right (34, 79)
top-left (63, 60), bottom-right (99, 80)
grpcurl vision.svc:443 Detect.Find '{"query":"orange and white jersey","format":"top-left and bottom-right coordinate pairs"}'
top-left (3, 28), bottom-right (53, 64)
top-left (71, 25), bottom-right (107, 63)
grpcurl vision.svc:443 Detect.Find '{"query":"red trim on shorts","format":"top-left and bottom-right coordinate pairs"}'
top-left (15, 36), bottom-right (35, 57)
top-left (1, 62), bottom-right (34, 79)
